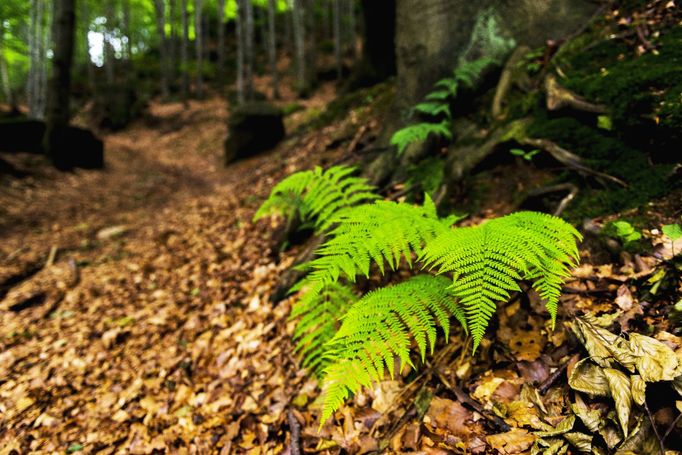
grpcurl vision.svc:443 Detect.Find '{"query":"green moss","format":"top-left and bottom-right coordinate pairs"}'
top-left (561, 27), bottom-right (682, 150)
top-left (527, 114), bottom-right (675, 220)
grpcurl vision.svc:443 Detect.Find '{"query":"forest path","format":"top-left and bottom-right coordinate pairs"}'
top-left (0, 93), bottom-right (340, 452)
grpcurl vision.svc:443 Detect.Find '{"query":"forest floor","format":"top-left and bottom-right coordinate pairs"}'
top-left (1, 84), bottom-right (681, 454)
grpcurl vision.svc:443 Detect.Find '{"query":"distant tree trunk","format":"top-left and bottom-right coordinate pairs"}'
top-left (292, 0), bottom-right (306, 95)
top-left (181, 0), bottom-right (190, 100)
top-left (235, 0), bottom-right (245, 104)
top-left (0, 21), bottom-right (14, 107)
top-left (104, 0), bottom-right (116, 84)
top-left (347, 0), bottom-right (395, 89)
top-left (333, 0), bottom-right (341, 79)
top-left (169, 0), bottom-right (177, 87)
top-left (195, 0), bottom-right (204, 98)
top-left (121, 0), bottom-right (131, 61)
top-left (267, 0), bottom-right (279, 98)
top-left (79, 0), bottom-right (96, 94)
top-left (345, 0), bottom-right (356, 59)
top-left (37, 0), bottom-right (50, 118)
top-left (43, 0), bottom-right (75, 166)
top-left (27, 0), bottom-right (38, 116)
top-left (216, 0), bottom-right (226, 87)
top-left (153, 0), bottom-right (170, 98)
top-left (244, 0), bottom-right (254, 100)
top-left (304, 0), bottom-right (317, 91)
top-left (27, 0), bottom-right (49, 119)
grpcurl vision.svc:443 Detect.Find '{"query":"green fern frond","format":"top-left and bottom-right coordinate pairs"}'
top-left (297, 196), bottom-right (462, 294)
top-left (434, 77), bottom-right (459, 96)
top-left (425, 90), bottom-right (452, 101)
top-left (412, 102), bottom-right (452, 119)
top-left (319, 275), bottom-right (464, 423)
top-left (291, 281), bottom-right (357, 376)
top-left (420, 211), bottom-right (581, 352)
top-left (253, 165), bottom-right (379, 231)
top-left (390, 120), bottom-right (453, 156)
top-left (453, 56), bottom-right (494, 88)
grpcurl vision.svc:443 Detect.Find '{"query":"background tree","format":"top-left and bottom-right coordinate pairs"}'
top-left (195, 0), bottom-right (204, 98)
top-left (153, 0), bottom-right (170, 98)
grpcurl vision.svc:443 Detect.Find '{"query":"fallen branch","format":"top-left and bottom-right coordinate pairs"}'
top-left (524, 182), bottom-right (578, 216)
top-left (287, 408), bottom-right (302, 455)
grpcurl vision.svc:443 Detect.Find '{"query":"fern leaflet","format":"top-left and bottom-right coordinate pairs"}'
top-left (420, 211), bottom-right (581, 351)
top-left (412, 102), bottom-right (452, 119)
top-left (390, 120), bottom-right (453, 157)
top-left (319, 275), bottom-right (465, 423)
top-left (254, 165), bottom-right (379, 232)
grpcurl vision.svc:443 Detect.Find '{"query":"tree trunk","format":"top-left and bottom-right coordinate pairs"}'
top-left (333, 0), bottom-right (341, 79)
top-left (292, 0), bottom-right (306, 95)
top-left (43, 0), bottom-right (75, 168)
top-left (27, 0), bottom-right (38, 116)
top-left (267, 0), bottom-right (279, 98)
top-left (235, 0), bottom-right (245, 104)
top-left (349, 0), bottom-right (395, 89)
top-left (122, 0), bottom-right (132, 61)
top-left (169, 0), bottom-right (177, 87)
top-left (195, 0), bottom-right (204, 98)
top-left (104, 0), bottom-right (116, 85)
top-left (37, 0), bottom-right (50, 118)
top-left (153, 0), bottom-right (170, 98)
top-left (0, 21), bottom-right (14, 107)
top-left (304, 0), bottom-right (317, 92)
top-left (244, 0), bottom-right (254, 100)
top-left (345, 0), bottom-right (356, 58)
top-left (181, 0), bottom-right (190, 100)
top-left (216, 0), bottom-right (226, 87)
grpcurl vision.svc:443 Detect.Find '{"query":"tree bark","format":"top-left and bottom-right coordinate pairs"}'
top-left (267, 0), bottom-right (279, 98)
top-left (216, 0), bottom-right (226, 87)
top-left (292, 0), bottom-right (306, 95)
top-left (348, 0), bottom-right (395, 89)
top-left (43, 0), bottom-right (75, 167)
top-left (345, 0), bottom-right (356, 58)
top-left (104, 0), bottom-right (116, 85)
top-left (333, 0), bottom-right (342, 79)
top-left (169, 0), bottom-right (177, 87)
top-left (153, 0), bottom-right (170, 98)
top-left (235, 0), bottom-right (245, 104)
top-left (181, 0), bottom-right (190, 100)
top-left (244, 0), bottom-right (254, 100)
top-left (0, 21), bottom-right (14, 107)
top-left (195, 0), bottom-right (204, 98)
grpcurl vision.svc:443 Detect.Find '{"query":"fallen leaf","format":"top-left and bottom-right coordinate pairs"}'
top-left (486, 428), bottom-right (535, 454)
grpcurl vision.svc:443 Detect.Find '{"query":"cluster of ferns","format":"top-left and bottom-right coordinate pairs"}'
top-left (254, 164), bottom-right (581, 424)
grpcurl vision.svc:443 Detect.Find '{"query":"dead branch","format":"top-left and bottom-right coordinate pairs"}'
top-left (287, 408), bottom-right (302, 455)
top-left (525, 183), bottom-right (579, 216)
top-left (492, 45), bottom-right (531, 119)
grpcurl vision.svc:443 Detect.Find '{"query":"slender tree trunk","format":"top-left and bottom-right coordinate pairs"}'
top-left (345, 0), bottom-right (356, 59)
top-left (81, 0), bottom-right (96, 93)
top-left (0, 22), bottom-right (14, 107)
top-left (292, 0), bottom-right (306, 95)
top-left (181, 0), bottom-right (190, 100)
top-left (244, 0), bottom-right (254, 100)
top-left (37, 0), bottom-right (49, 118)
top-left (195, 0), bottom-right (204, 98)
top-left (216, 0), bottom-right (226, 87)
top-left (104, 0), bottom-right (116, 84)
top-left (169, 0), bottom-right (177, 87)
top-left (333, 0), bottom-right (341, 79)
top-left (122, 0), bottom-right (131, 60)
top-left (153, 0), bottom-right (169, 98)
top-left (267, 0), bottom-right (279, 98)
top-left (43, 0), bottom-right (75, 166)
top-left (304, 0), bottom-right (317, 92)
top-left (235, 0), bottom-right (245, 104)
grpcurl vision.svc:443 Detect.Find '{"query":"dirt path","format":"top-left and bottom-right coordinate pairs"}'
top-left (0, 95), bottom-right (342, 453)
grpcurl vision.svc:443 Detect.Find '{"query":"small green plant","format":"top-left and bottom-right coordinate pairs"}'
top-left (253, 165), bottom-right (378, 232)
top-left (390, 57), bottom-right (493, 156)
top-left (256, 167), bottom-right (581, 425)
top-left (603, 220), bottom-right (642, 249)
top-left (510, 148), bottom-right (540, 161)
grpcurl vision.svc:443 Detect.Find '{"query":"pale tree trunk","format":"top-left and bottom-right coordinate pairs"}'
top-left (104, 0), bottom-right (116, 84)
top-left (181, 0), bottom-right (190, 100)
top-left (267, 0), bottom-right (279, 98)
top-left (122, 0), bottom-right (131, 61)
top-left (292, 0), bottom-right (306, 95)
top-left (0, 22), bottom-right (14, 107)
top-left (153, 0), bottom-right (170, 98)
top-left (43, 0), bottom-right (75, 165)
top-left (333, 0), bottom-right (341, 79)
top-left (28, 0), bottom-right (49, 119)
top-left (216, 0), bottom-right (226, 87)
top-left (27, 0), bottom-right (37, 116)
top-left (244, 0), bottom-right (254, 100)
top-left (79, 0), bottom-right (95, 94)
top-left (195, 0), bottom-right (204, 98)
top-left (235, 0), bottom-right (245, 104)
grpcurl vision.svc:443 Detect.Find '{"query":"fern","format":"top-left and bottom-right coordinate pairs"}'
top-left (254, 165), bottom-right (379, 232)
top-left (390, 120), bottom-right (453, 156)
top-left (319, 275), bottom-right (465, 423)
top-left (294, 196), bottom-right (462, 292)
top-left (412, 102), bottom-right (452, 119)
top-left (291, 281), bottom-right (357, 376)
top-left (421, 211), bottom-right (582, 351)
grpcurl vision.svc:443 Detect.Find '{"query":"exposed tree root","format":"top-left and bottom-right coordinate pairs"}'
top-left (544, 74), bottom-right (607, 113)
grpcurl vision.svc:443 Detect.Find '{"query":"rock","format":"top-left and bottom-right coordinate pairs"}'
top-left (0, 117), bottom-right (104, 170)
top-left (96, 225), bottom-right (130, 241)
top-left (224, 103), bottom-right (285, 165)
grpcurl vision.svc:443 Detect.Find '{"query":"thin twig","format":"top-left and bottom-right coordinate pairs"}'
top-left (644, 400), bottom-right (665, 455)
top-left (287, 408), bottom-right (302, 455)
